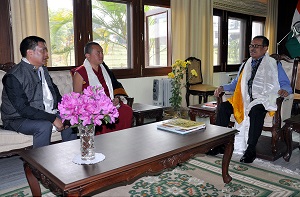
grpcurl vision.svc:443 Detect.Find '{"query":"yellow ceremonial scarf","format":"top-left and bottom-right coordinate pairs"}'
top-left (228, 70), bottom-right (244, 124)
top-left (227, 70), bottom-right (275, 124)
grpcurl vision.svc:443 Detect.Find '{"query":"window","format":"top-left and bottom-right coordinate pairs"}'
top-left (227, 17), bottom-right (246, 65)
top-left (47, 0), bottom-right (171, 78)
top-left (91, 0), bottom-right (129, 69)
top-left (213, 16), bottom-right (221, 66)
top-left (252, 21), bottom-right (265, 39)
top-left (48, 0), bottom-right (74, 67)
top-left (145, 7), bottom-right (170, 68)
top-left (213, 9), bottom-right (265, 72)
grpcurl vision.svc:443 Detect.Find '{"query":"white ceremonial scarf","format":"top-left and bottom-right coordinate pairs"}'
top-left (22, 58), bottom-right (56, 114)
top-left (233, 53), bottom-right (280, 154)
top-left (83, 58), bottom-right (114, 99)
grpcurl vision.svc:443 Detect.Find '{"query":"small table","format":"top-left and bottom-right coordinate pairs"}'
top-left (282, 114), bottom-right (300, 162)
top-left (188, 103), bottom-right (217, 124)
top-left (19, 122), bottom-right (237, 196)
top-left (132, 103), bottom-right (164, 126)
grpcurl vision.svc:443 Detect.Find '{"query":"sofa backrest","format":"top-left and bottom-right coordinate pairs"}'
top-left (0, 69), bottom-right (73, 126)
top-left (49, 70), bottom-right (73, 96)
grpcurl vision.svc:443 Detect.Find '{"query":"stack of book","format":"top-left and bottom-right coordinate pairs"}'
top-left (202, 101), bottom-right (217, 109)
top-left (157, 118), bottom-right (206, 134)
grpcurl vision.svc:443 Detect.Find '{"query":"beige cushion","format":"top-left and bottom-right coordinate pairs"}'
top-left (0, 130), bottom-right (61, 152)
top-left (50, 70), bottom-right (73, 95)
top-left (294, 93), bottom-right (300, 100)
top-left (189, 84), bottom-right (217, 91)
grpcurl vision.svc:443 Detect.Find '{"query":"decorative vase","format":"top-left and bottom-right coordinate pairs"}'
top-left (164, 107), bottom-right (180, 119)
top-left (164, 107), bottom-right (189, 119)
top-left (78, 124), bottom-right (95, 160)
top-left (172, 108), bottom-right (182, 118)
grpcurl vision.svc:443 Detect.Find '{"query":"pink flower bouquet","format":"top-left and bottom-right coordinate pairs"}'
top-left (58, 86), bottom-right (119, 126)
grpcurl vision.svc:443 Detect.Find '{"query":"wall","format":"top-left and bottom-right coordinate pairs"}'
top-left (119, 72), bottom-right (237, 106)
top-left (213, 72), bottom-right (237, 87)
top-left (119, 76), bottom-right (166, 105)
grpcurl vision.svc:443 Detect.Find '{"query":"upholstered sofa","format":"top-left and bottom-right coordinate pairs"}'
top-left (0, 69), bottom-right (73, 157)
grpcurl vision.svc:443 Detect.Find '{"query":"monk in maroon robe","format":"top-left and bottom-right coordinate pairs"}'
top-left (73, 42), bottom-right (133, 135)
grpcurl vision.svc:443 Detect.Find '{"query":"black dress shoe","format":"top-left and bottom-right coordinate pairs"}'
top-left (240, 150), bottom-right (256, 163)
top-left (206, 145), bottom-right (225, 156)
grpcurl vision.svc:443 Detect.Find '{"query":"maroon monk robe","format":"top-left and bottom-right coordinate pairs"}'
top-left (74, 65), bottom-right (133, 135)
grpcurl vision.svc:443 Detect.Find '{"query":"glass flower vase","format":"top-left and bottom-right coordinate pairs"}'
top-left (78, 124), bottom-right (95, 160)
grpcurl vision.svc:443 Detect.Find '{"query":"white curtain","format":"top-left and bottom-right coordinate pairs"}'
top-left (10, 0), bottom-right (52, 66)
top-left (171, 0), bottom-right (213, 106)
top-left (265, 0), bottom-right (278, 55)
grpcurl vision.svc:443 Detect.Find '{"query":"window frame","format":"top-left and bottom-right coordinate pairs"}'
top-left (213, 9), bottom-right (265, 73)
top-left (51, 0), bottom-right (171, 79)
top-left (141, 0), bottom-right (171, 77)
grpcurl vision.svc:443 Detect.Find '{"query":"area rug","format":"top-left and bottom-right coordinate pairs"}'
top-left (1, 155), bottom-right (300, 197)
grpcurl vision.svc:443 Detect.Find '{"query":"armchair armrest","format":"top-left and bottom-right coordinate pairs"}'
top-left (216, 92), bottom-right (233, 115)
top-left (273, 97), bottom-right (284, 130)
top-left (116, 96), bottom-right (134, 107)
top-left (125, 97), bottom-right (134, 107)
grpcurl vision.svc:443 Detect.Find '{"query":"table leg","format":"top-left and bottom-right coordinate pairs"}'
top-left (24, 162), bottom-right (42, 196)
top-left (156, 111), bottom-right (163, 122)
top-left (203, 95), bottom-right (208, 103)
top-left (135, 114), bottom-right (144, 126)
top-left (189, 110), bottom-right (196, 121)
top-left (283, 124), bottom-right (293, 162)
top-left (198, 96), bottom-right (203, 104)
top-left (222, 136), bottom-right (234, 183)
top-left (209, 115), bottom-right (216, 125)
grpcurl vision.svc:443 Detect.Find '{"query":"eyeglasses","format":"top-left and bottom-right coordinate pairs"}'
top-left (249, 44), bottom-right (264, 48)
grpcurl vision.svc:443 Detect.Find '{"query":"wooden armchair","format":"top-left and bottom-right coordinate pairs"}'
top-left (185, 57), bottom-right (217, 106)
top-left (291, 57), bottom-right (300, 115)
top-left (123, 97), bottom-right (134, 107)
top-left (215, 54), bottom-right (298, 161)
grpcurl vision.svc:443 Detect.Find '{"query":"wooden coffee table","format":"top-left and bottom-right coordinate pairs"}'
top-left (19, 122), bottom-right (237, 196)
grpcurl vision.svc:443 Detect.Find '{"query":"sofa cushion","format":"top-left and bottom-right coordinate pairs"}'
top-left (49, 70), bottom-right (73, 96)
top-left (0, 129), bottom-right (62, 153)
